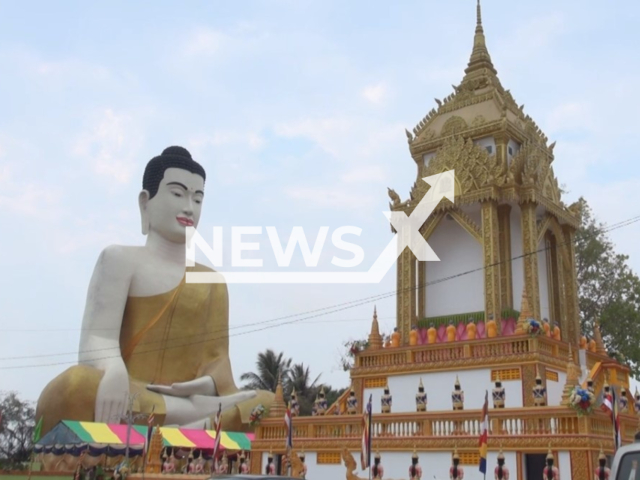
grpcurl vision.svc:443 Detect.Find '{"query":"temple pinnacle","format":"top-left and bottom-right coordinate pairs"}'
top-left (464, 0), bottom-right (497, 76)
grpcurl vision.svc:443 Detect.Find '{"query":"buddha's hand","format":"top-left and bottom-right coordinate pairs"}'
top-left (95, 359), bottom-right (130, 423)
top-left (147, 376), bottom-right (216, 397)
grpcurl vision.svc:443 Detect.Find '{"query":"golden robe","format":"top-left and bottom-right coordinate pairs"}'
top-left (36, 265), bottom-right (273, 435)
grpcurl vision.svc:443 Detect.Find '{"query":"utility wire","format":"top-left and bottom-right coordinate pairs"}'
top-left (1, 212), bottom-right (639, 370)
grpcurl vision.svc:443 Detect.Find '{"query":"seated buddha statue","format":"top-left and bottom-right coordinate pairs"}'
top-left (580, 335), bottom-right (587, 350)
top-left (427, 324), bottom-right (437, 344)
top-left (409, 325), bottom-right (419, 346)
top-left (446, 322), bottom-right (457, 342)
top-left (390, 327), bottom-right (401, 347)
top-left (35, 147), bottom-right (272, 434)
top-left (466, 318), bottom-right (476, 340)
top-left (486, 315), bottom-right (498, 338)
top-left (542, 318), bottom-right (551, 337)
top-left (552, 321), bottom-right (561, 341)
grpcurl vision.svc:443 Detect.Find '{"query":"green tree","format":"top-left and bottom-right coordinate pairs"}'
top-left (287, 363), bottom-right (321, 416)
top-left (239, 349), bottom-right (292, 392)
top-left (575, 198), bottom-right (640, 374)
top-left (0, 391), bottom-right (35, 470)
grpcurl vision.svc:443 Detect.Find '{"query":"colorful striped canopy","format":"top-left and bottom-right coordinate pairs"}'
top-left (38, 421), bottom-right (253, 451)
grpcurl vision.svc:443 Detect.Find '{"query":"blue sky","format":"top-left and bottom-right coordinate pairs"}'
top-left (2, 0), bottom-right (640, 401)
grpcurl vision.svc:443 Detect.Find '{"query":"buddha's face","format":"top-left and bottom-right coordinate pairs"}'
top-left (140, 168), bottom-right (205, 243)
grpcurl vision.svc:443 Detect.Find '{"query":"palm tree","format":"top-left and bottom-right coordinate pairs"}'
top-left (240, 349), bottom-right (292, 392)
top-left (286, 363), bottom-right (322, 415)
top-left (287, 363), bottom-right (321, 398)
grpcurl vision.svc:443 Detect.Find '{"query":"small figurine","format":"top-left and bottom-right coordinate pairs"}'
top-left (216, 452), bottom-right (229, 474)
top-left (580, 336), bottom-right (587, 349)
top-left (193, 456), bottom-right (205, 475)
top-left (265, 451), bottom-right (276, 475)
top-left (452, 376), bottom-right (464, 410)
top-left (416, 378), bottom-right (427, 412)
top-left (532, 369), bottom-right (547, 407)
top-left (408, 449), bottom-right (422, 480)
top-left (410, 325), bottom-right (419, 346)
top-left (542, 448), bottom-right (559, 479)
top-left (492, 373), bottom-right (505, 408)
top-left (162, 451), bottom-right (176, 474)
top-left (447, 321), bottom-right (457, 342)
top-left (299, 449), bottom-right (308, 479)
top-left (187, 450), bottom-right (195, 474)
top-left (586, 377), bottom-right (595, 394)
top-left (542, 318), bottom-right (551, 337)
top-left (494, 447), bottom-right (509, 480)
top-left (291, 389), bottom-right (300, 416)
top-left (372, 451), bottom-right (384, 479)
top-left (450, 446), bottom-right (464, 479)
top-left (346, 386), bottom-right (358, 414)
top-left (589, 337), bottom-right (597, 353)
top-left (381, 384), bottom-right (392, 413)
top-left (486, 314), bottom-right (498, 338)
top-left (427, 324), bottom-right (437, 344)
top-left (391, 328), bottom-right (401, 347)
top-left (466, 318), bottom-right (476, 340)
top-left (314, 387), bottom-right (328, 415)
top-left (620, 387), bottom-right (629, 413)
top-left (634, 387), bottom-right (640, 414)
top-left (384, 335), bottom-right (391, 348)
top-left (594, 446), bottom-right (610, 480)
top-left (552, 321), bottom-right (561, 341)
top-left (238, 451), bottom-right (250, 474)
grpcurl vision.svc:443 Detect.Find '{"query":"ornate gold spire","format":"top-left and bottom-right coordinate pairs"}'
top-left (368, 305), bottom-right (383, 349)
top-left (268, 374), bottom-right (286, 418)
top-left (546, 444), bottom-right (554, 460)
top-left (464, 0), bottom-right (497, 77)
top-left (594, 320), bottom-right (607, 355)
top-left (515, 287), bottom-right (533, 334)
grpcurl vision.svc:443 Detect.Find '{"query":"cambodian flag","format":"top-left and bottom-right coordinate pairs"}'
top-left (479, 390), bottom-right (489, 474)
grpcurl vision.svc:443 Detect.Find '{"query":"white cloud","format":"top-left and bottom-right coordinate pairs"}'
top-left (184, 28), bottom-right (228, 57)
top-left (274, 117), bottom-right (353, 157)
top-left (362, 83), bottom-right (386, 104)
top-left (72, 109), bottom-right (144, 184)
top-left (0, 179), bottom-right (63, 219)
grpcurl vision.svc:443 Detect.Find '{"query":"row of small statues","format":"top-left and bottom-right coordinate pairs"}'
top-left (349, 446), bottom-right (506, 480)
top-left (294, 374), bottom-right (640, 418)
top-left (161, 450), bottom-right (251, 475)
top-left (355, 446), bottom-right (611, 480)
top-left (381, 316), bottom-right (563, 348)
top-left (300, 373), bottom-right (544, 416)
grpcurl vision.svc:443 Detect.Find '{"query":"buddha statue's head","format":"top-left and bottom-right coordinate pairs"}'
top-left (139, 146), bottom-right (206, 244)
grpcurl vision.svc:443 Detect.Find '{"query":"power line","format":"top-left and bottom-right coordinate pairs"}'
top-left (1, 212), bottom-right (639, 370)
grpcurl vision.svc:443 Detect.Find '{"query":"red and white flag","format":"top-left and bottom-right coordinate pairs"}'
top-left (212, 403), bottom-right (223, 459)
top-left (285, 402), bottom-right (293, 449)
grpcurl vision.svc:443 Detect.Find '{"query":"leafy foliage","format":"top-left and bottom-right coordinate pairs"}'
top-left (0, 391), bottom-right (35, 470)
top-left (575, 198), bottom-right (640, 375)
top-left (239, 349), bottom-right (292, 393)
top-left (240, 350), bottom-right (344, 416)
